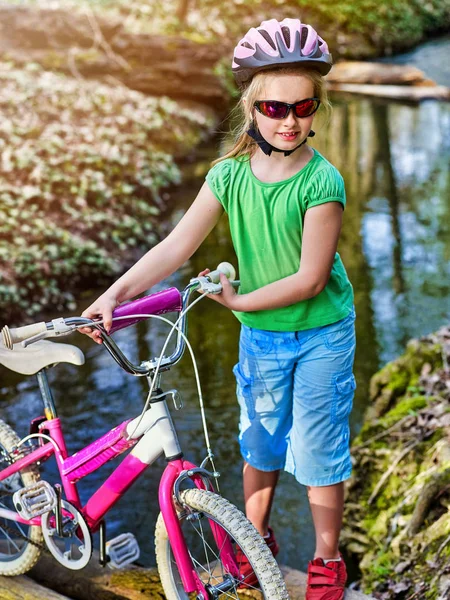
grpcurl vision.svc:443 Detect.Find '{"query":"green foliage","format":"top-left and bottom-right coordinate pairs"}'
top-left (0, 62), bottom-right (214, 318)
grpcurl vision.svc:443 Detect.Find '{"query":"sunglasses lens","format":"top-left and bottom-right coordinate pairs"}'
top-left (258, 101), bottom-right (288, 119)
top-left (295, 99), bottom-right (320, 118)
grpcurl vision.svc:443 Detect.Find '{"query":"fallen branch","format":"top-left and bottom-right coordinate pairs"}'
top-left (83, 5), bottom-right (131, 72)
top-left (327, 83), bottom-right (450, 101)
top-left (408, 468), bottom-right (450, 535)
top-left (368, 440), bottom-right (420, 505)
top-left (352, 415), bottom-right (413, 452)
top-left (435, 532), bottom-right (450, 559)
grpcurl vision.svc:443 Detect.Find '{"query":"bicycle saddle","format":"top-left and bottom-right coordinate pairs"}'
top-left (0, 339), bottom-right (85, 375)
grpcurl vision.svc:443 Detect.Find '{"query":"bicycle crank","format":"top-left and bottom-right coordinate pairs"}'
top-left (41, 499), bottom-right (92, 569)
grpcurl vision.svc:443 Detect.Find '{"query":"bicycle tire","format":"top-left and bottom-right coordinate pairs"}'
top-left (155, 488), bottom-right (289, 599)
top-left (0, 418), bottom-right (42, 575)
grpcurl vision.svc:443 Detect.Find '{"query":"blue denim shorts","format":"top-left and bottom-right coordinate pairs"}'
top-left (233, 308), bottom-right (356, 487)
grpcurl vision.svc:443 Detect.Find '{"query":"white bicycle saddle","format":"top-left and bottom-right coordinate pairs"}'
top-left (0, 339), bottom-right (85, 375)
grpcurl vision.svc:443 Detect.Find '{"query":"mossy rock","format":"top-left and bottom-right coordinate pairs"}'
top-left (379, 395), bottom-right (429, 427)
top-left (368, 340), bottom-right (442, 419)
top-left (345, 326), bottom-right (450, 599)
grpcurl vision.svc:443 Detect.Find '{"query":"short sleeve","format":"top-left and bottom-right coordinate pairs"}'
top-left (304, 165), bottom-right (346, 211)
top-left (205, 160), bottom-right (232, 211)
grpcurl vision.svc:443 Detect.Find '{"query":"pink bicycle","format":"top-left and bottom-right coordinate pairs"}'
top-left (0, 264), bottom-right (289, 599)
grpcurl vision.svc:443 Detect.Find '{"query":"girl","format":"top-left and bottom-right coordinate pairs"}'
top-left (82, 18), bottom-right (355, 600)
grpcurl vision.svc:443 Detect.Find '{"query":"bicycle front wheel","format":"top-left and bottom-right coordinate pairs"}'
top-left (155, 488), bottom-right (289, 599)
top-left (0, 418), bottom-right (43, 575)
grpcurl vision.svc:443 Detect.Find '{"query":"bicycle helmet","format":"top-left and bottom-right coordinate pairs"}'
top-left (232, 18), bottom-right (332, 87)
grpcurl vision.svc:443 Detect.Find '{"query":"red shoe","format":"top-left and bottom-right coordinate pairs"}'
top-left (306, 554), bottom-right (347, 600)
top-left (236, 526), bottom-right (279, 589)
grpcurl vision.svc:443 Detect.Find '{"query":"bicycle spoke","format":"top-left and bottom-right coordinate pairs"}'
top-left (196, 518), bottom-right (212, 582)
top-left (190, 519), bottom-right (223, 565)
top-left (0, 524), bottom-right (21, 553)
top-left (184, 523), bottom-right (240, 597)
top-left (157, 490), bottom-right (287, 599)
top-left (214, 526), bottom-right (231, 580)
top-left (185, 516), bottom-right (261, 599)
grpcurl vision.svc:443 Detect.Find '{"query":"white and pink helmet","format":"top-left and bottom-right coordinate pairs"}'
top-left (232, 18), bottom-right (332, 86)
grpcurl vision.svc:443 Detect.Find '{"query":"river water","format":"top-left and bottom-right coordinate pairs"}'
top-left (0, 39), bottom-right (449, 575)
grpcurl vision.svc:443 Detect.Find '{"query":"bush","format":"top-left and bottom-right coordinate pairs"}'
top-left (0, 62), bottom-right (214, 318)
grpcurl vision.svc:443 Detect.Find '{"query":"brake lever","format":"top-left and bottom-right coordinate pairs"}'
top-left (21, 319), bottom-right (77, 348)
top-left (21, 332), bottom-right (49, 348)
top-left (200, 282), bottom-right (223, 295)
top-left (191, 277), bottom-right (241, 295)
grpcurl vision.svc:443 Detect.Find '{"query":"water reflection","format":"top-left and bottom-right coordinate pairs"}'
top-left (0, 94), bottom-right (449, 573)
top-left (314, 96), bottom-right (450, 367)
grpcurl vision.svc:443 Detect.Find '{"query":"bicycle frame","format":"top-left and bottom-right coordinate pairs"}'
top-left (0, 269), bottom-right (241, 594)
top-left (0, 379), bottom-right (238, 594)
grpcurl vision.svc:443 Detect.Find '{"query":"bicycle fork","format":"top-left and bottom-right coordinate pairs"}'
top-left (159, 459), bottom-right (239, 598)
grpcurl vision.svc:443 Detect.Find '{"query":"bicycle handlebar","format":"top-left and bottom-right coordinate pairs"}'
top-left (1, 322), bottom-right (48, 348)
top-left (1, 262), bottom-right (238, 376)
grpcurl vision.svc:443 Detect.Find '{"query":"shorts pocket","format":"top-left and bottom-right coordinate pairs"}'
top-left (233, 363), bottom-right (256, 420)
top-left (240, 326), bottom-right (274, 357)
top-left (331, 373), bottom-right (356, 424)
top-left (323, 311), bottom-right (356, 352)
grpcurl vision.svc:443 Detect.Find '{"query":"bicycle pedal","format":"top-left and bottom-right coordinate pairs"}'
top-left (106, 532), bottom-right (140, 569)
top-left (13, 480), bottom-right (57, 519)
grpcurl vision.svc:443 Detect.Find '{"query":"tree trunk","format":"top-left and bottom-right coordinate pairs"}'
top-left (29, 552), bottom-right (377, 600)
top-left (0, 574), bottom-right (73, 600)
top-left (0, 5), bottom-right (228, 110)
top-left (176, 0), bottom-right (191, 25)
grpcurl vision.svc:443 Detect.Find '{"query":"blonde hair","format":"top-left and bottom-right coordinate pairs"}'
top-left (212, 67), bottom-right (331, 166)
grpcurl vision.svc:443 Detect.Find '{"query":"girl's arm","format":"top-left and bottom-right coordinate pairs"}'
top-left (212, 202), bottom-right (343, 312)
top-left (82, 182), bottom-right (223, 337)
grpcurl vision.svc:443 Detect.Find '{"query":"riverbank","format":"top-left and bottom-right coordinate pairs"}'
top-left (342, 325), bottom-right (450, 599)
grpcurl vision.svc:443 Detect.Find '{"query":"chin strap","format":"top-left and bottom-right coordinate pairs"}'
top-left (247, 124), bottom-right (315, 156)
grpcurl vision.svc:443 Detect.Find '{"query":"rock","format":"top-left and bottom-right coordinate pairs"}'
top-left (344, 326), bottom-right (450, 598)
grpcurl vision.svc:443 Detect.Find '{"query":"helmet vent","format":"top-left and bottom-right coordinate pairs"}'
top-left (300, 27), bottom-right (309, 51)
top-left (258, 29), bottom-right (277, 50)
top-left (281, 26), bottom-right (291, 47)
top-left (241, 41), bottom-right (253, 49)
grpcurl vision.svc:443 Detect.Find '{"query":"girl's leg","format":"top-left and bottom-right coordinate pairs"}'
top-left (243, 462), bottom-right (279, 536)
top-left (307, 482), bottom-right (344, 559)
top-left (287, 310), bottom-right (356, 560)
top-left (234, 325), bottom-right (297, 535)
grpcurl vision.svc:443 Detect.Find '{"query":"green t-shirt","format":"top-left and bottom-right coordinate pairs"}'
top-left (205, 149), bottom-right (354, 331)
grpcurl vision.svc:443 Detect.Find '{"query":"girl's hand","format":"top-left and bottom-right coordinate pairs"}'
top-left (79, 294), bottom-right (119, 344)
top-left (197, 270), bottom-right (242, 311)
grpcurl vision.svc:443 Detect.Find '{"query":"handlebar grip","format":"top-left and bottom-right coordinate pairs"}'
top-left (207, 262), bottom-right (236, 284)
top-left (1, 322), bottom-right (47, 350)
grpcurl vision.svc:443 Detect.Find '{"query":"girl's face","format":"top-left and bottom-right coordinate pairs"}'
top-left (252, 74), bottom-right (316, 152)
